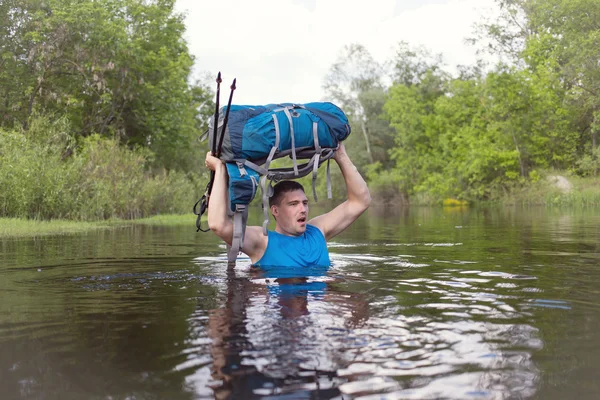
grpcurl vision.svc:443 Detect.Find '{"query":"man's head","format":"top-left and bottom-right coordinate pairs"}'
top-left (269, 181), bottom-right (309, 236)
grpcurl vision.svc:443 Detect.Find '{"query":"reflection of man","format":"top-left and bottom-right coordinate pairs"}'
top-left (268, 278), bottom-right (319, 318)
top-left (205, 143), bottom-right (371, 267)
top-left (206, 273), bottom-right (370, 398)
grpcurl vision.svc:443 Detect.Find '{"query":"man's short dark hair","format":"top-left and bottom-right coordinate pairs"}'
top-left (269, 181), bottom-right (305, 207)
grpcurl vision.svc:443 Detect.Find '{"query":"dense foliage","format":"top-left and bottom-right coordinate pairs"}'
top-left (0, 0), bottom-right (212, 219)
top-left (0, 0), bottom-right (213, 170)
top-left (323, 0), bottom-right (600, 203)
top-left (0, 116), bottom-right (202, 219)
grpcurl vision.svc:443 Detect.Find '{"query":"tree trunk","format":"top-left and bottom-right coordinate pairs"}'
top-left (593, 130), bottom-right (597, 179)
top-left (511, 129), bottom-right (526, 178)
top-left (593, 111), bottom-right (597, 148)
top-left (360, 118), bottom-right (374, 163)
top-left (23, 82), bottom-right (41, 130)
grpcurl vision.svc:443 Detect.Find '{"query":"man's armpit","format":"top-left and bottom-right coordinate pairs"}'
top-left (242, 226), bottom-right (268, 257)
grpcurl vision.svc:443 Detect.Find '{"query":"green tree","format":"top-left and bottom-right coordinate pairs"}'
top-left (383, 44), bottom-right (450, 198)
top-left (528, 0), bottom-right (600, 152)
top-left (384, 58), bottom-right (576, 201)
top-left (0, 0), bottom-right (212, 170)
top-left (480, 0), bottom-right (600, 170)
top-left (323, 44), bottom-right (393, 168)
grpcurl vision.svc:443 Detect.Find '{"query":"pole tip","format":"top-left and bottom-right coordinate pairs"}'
top-left (231, 78), bottom-right (237, 90)
top-left (216, 71), bottom-right (222, 83)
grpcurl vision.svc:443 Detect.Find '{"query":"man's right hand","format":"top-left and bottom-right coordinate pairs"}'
top-left (205, 152), bottom-right (223, 171)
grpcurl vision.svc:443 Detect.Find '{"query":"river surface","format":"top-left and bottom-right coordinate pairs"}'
top-left (1, 206), bottom-right (599, 399)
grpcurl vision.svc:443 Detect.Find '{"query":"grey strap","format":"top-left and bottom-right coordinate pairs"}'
top-left (327, 158), bottom-right (332, 199)
top-left (311, 122), bottom-right (321, 201)
top-left (236, 161), bottom-right (247, 176)
top-left (312, 153), bottom-right (320, 201)
top-left (241, 159), bottom-right (268, 176)
top-left (260, 175), bottom-right (272, 236)
top-left (312, 121), bottom-right (321, 152)
top-left (266, 149), bottom-right (336, 181)
top-left (228, 205), bottom-right (248, 267)
top-left (267, 114), bottom-right (281, 170)
top-left (282, 107), bottom-right (299, 176)
top-left (226, 244), bottom-right (235, 269)
top-left (267, 152), bottom-right (318, 181)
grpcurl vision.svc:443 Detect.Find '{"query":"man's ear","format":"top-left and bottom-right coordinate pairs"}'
top-left (271, 205), bottom-right (278, 218)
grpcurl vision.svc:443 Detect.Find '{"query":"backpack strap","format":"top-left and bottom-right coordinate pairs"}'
top-left (267, 148), bottom-right (334, 181)
top-left (224, 162), bottom-right (260, 267)
top-left (232, 158), bottom-right (273, 236)
top-left (282, 106), bottom-right (299, 176)
top-left (260, 175), bottom-right (274, 236)
top-left (312, 120), bottom-right (321, 153)
top-left (240, 159), bottom-right (268, 175)
top-left (312, 153), bottom-right (320, 201)
top-left (327, 158), bottom-right (332, 199)
top-left (228, 204), bottom-right (248, 267)
top-left (193, 181), bottom-right (212, 233)
top-left (268, 114), bottom-right (281, 168)
top-left (311, 121), bottom-right (321, 201)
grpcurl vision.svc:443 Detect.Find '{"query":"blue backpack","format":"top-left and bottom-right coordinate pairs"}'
top-left (195, 102), bottom-right (351, 266)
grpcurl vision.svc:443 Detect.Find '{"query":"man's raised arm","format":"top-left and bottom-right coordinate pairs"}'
top-left (205, 152), bottom-right (266, 261)
top-left (308, 143), bottom-right (371, 241)
top-left (206, 152), bottom-right (234, 245)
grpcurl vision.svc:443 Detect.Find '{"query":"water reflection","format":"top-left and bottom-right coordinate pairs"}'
top-left (183, 250), bottom-right (543, 399)
top-left (183, 259), bottom-right (367, 398)
top-left (4, 207), bottom-right (599, 399)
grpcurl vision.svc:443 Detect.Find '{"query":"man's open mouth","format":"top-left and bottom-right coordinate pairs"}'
top-left (297, 217), bottom-right (306, 223)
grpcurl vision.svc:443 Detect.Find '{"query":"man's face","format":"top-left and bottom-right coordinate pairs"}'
top-left (271, 189), bottom-right (309, 236)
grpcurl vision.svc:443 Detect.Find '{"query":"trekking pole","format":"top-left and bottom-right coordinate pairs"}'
top-left (194, 71), bottom-right (222, 232)
top-left (206, 72), bottom-right (223, 197)
top-left (216, 78), bottom-right (236, 158)
top-left (211, 71), bottom-right (223, 156)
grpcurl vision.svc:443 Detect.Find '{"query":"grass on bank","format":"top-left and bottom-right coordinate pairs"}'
top-left (0, 218), bottom-right (115, 238)
top-left (0, 214), bottom-right (198, 238)
top-left (495, 174), bottom-right (600, 206)
top-left (367, 170), bottom-right (600, 207)
top-left (131, 214), bottom-right (197, 226)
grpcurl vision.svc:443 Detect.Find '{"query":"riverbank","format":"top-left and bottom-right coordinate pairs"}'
top-left (370, 172), bottom-right (600, 207)
top-left (3, 173), bottom-right (600, 239)
top-left (494, 174), bottom-right (600, 206)
top-left (0, 215), bottom-right (195, 239)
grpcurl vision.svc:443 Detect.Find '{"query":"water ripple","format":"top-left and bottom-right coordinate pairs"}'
top-left (4, 213), bottom-right (596, 399)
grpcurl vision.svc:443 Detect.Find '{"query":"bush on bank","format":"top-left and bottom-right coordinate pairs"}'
top-left (0, 116), bottom-right (204, 220)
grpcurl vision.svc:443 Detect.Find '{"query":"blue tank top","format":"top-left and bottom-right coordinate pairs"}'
top-left (254, 224), bottom-right (330, 269)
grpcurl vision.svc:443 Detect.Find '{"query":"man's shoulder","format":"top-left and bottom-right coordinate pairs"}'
top-left (306, 222), bottom-right (327, 240)
top-left (306, 224), bottom-right (327, 242)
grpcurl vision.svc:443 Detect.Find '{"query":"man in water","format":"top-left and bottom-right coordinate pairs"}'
top-left (205, 143), bottom-right (371, 267)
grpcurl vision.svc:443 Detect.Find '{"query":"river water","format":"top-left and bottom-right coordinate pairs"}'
top-left (1, 206), bottom-right (599, 399)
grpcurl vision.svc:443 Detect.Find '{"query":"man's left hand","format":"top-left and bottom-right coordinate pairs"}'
top-left (334, 142), bottom-right (348, 162)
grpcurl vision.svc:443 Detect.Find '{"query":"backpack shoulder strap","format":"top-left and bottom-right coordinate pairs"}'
top-left (225, 162), bottom-right (260, 268)
top-left (228, 204), bottom-right (248, 268)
